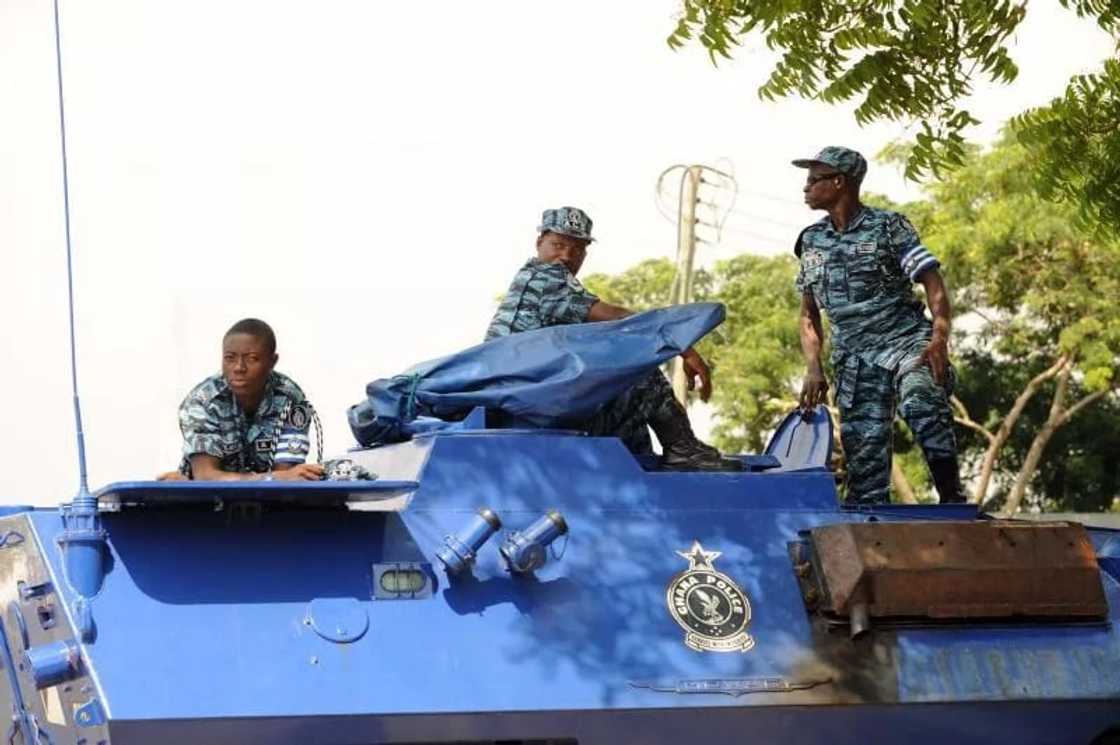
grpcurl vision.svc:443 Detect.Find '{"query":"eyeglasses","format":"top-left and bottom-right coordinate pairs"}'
top-left (805, 172), bottom-right (843, 186)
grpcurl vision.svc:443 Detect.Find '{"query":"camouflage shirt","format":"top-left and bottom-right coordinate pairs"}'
top-left (795, 206), bottom-right (941, 370)
top-left (177, 371), bottom-right (312, 477)
top-left (485, 258), bottom-right (600, 340)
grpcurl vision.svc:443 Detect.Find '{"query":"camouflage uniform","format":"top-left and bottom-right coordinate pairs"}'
top-left (795, 192), bottom-right (957, 504)
top-left (486, 207), bottom-right (679, 455)
top-left (486, 257), bottom-right (600, 341)
top-left (177, 371), bottom-right (312, 478)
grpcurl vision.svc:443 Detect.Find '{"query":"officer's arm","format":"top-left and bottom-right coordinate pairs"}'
top-left (587, 300), bottom-right (713, 399)
top-left (586, 300), bottom-right (632, 322)
top-left (798, 292), bottom-right (829, 413)
top-left (917, 269), bottom-right (951, 342)
top-left (799, 292), bottom-right (825, 370)
top-left (917, 269), bottom-right (951, 384)
top-left (188, 455), bottom-right (322, 481)
top-left (188, 454), bottom-right (265, 481)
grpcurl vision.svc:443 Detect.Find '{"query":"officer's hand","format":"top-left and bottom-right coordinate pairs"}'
top-left (800, 367), bottom-right (829, 418)
top-left (921, 336), bottom-right (949, 386)
top-left (156, 470), bottom-right (186, 481)
top-left (275, 463), bottom-right (325, 481)
top-left (681, 348), bottom-right (713, 402)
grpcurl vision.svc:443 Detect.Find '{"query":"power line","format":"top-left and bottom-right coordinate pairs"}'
top-left (721, 209), bottom-right (805, 232)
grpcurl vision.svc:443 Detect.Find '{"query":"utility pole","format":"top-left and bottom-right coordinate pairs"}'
top-left (656, 163), bottom-right (737, 407)
top-left (668, 166), bottom-right (703, 405)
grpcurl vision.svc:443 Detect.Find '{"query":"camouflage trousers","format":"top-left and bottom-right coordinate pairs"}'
top-left (583, 370), bottom-right (679, 454)
top-left (837, 355), bottom-right (958, 504)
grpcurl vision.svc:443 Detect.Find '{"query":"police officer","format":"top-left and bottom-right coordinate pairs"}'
top-left (488, 206), bottom-right (734, 471)
top-left (793, 147), bottom-right (964, 503)
top-left (160, 318), bottom-right (324, 481)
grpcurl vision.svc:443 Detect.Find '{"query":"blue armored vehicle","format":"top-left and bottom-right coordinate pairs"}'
top-left (2, 350), bottom-right (1118, 744)
top-left (11, 5), bottom-right (1118, 740)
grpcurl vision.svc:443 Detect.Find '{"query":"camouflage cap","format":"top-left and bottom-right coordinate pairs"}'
top-left (792, 146), bottom-right (868, 184)
top-left (538, 206), bottom-right (595, 242)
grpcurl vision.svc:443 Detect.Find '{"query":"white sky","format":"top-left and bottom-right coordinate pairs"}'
top-left (1, 0), bottom-right (1113, 505)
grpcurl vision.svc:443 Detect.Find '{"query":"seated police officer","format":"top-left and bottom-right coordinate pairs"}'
top-left (160, 318), bottom-right (323, 481)
top-left (487, 206), bottom-right (733, 471)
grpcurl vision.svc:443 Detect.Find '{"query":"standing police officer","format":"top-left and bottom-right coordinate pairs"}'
top-left (163, 318), bottom-right (324, 481)
top-left (793, 147), bottom-right (964, 503)
top-left (488, 207), bottom-right (735, 471)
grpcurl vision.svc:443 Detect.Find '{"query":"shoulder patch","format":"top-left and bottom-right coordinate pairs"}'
top-left (794, 226), bottom-right (812, 258)
top-left (286, 402), bottom-right (311, 429)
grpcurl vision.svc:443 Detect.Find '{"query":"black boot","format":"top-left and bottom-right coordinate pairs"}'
top-left (929, 457), bottom-right (966, 503)
top-left (651, 401), bottom-right (741, 472)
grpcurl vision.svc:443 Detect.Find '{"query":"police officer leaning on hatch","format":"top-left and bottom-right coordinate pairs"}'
top-left (157, 318), bottom-right (324, 481)
top-left (793, 147), bottom-right (965, 504)
top-left (487, 206), bottom-right (737, 471)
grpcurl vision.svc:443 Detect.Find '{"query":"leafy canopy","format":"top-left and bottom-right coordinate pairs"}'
top-left (668, 1), bottom-right (1120, 232)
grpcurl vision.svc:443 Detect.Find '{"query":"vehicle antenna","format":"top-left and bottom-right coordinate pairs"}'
top-left (52, 0), bottom-right (90, 502)
top-left (51, 0), bottom-right (107, 628)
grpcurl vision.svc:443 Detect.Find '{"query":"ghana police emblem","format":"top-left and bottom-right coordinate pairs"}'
top-left (665, 541), bottom-right (755, 653)
top-left (286, 402), bottom-right (311, 429)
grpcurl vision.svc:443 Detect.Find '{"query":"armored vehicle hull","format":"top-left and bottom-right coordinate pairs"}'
top-left (1, 412), bottom-right (1117, 745)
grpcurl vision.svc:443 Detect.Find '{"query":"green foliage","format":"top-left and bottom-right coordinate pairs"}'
top-left (894, 423), bottom-right (936, 503)
top-left (1031, 399), bottom-right (1120, 512)
top-left (914, 135), bottom-right (1120, 397)
top-left (583, 259), bottom-right (712, 312)
top-left (1012, 58), bottom-right (1120, 239)
top-left (704, 254), bottom-right (803, 453)
top-left (953, 347), bottom-right (1120, 512)
top-left (912, 136), bottom-right (1120, 509)
top-left (667, 0), bottom-right (1026, 179)
top-left (667, 1), bottom-right (1120, 233)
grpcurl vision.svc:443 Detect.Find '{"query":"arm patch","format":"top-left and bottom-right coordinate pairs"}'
top-left (794, 227), bottom-right (812, 258)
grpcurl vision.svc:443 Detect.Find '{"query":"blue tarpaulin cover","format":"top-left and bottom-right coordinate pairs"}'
top-left (348, 303), bottom-right (725, 446)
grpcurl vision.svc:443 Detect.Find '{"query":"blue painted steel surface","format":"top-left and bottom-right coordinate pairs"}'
top-left (0, 419), bottom-right (1115, 744)
top-left (765, 405), bottom-right (833, 469)
top-left (95, 479), bottom-right (419, 505)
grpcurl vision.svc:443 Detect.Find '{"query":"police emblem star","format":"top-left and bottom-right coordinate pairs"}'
top-left (665, 541), bottom-right (755, 653)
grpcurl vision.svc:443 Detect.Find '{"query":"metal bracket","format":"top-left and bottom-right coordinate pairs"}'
top-left (73, 698), bottom-right (106, 728)
top-left (0, 532), bottom-right (24, 550)
top-left (17, 581), bottom-right (52, 602)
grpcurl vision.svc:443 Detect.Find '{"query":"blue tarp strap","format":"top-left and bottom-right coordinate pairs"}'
top-left (393, 374), bottom-right (422, 420)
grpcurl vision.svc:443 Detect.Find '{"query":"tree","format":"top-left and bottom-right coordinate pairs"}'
top-left (902, 136), bottom-right (1120, 514)
top-left (667, 1), bottom-right (1120, 233)
top-left (1013, 58), bottom-right (1120, 237)
top-left (582, 258), bottom-right (712, 313)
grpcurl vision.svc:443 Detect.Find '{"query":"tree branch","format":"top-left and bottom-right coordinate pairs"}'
top-left (951, 395), bottom-right (996, 443)
top-left (974, 353), bottom-right (1069, 506)
top-left (891, 458), bottom-right (918, 504)
top-left (1057, 384), bottom-right (1114, 428)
